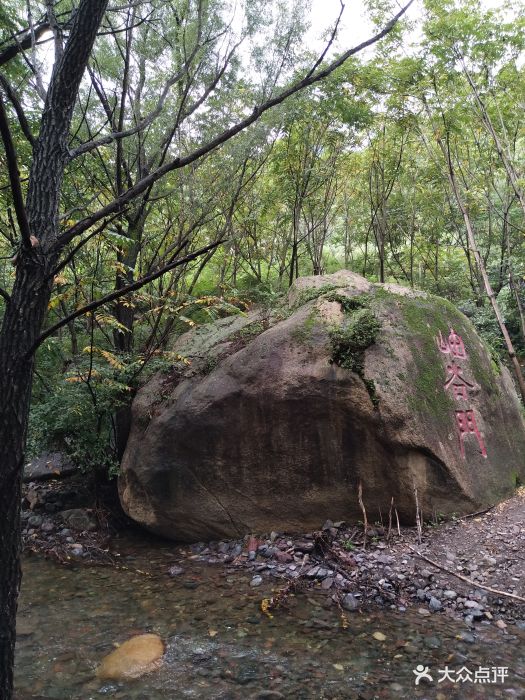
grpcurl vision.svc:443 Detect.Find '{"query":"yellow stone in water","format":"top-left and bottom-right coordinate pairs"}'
top-left (372, 631), bottom-right (387, 642)
top-left (96, 633), bottom-right (164, 680)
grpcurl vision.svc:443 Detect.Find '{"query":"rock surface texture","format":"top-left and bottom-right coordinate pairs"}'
top-left (119, 271), bottom-right (525, 541)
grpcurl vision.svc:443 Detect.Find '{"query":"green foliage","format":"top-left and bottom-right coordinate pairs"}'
top-left (290, 284), bottom-right (337, 310)
top-left (329, 295), bottom-right (381, 406)
top-left (28, 344), bottom-right (180, 475)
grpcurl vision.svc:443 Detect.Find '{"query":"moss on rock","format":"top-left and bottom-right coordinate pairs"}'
top-left (328, 294), bottom-right (381, 406)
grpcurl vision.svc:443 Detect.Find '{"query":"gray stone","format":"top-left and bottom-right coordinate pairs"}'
top-left (443, 590), bottom-right (457, 600)
top-left (23, 451), bottom-right (77, 483)
top-left (60, 508), bottom-right (97, 532)
top-left (250, 575), bottom-right (263, 587)
top-left (27, 514), bottom-right (43, 528)
top-left (376, 554), bottom-right (395, 564)
top-left (458, 632), bottom-right (476, 643)
top-left (342, 593), bottom-right (359, 611)
top-left (295, 541), bottom-right (315, 553)
top-left (69, 544), bottom-right (83, 558)
top-left (429, 597), bottom-right (442, 612)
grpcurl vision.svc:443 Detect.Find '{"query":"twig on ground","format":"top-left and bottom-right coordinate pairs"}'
top-left (408, 545), bottom-right (525, 603)
top-left (457, 506), bottom-right (495, 520)
top-left (414, 485), bottom-right (422, 544)
top-left (387, 497), bottom-right (394, 542)
top-left (358, 481), bottom-right (368, 549)
top-left (395, 508), bottom-right (401, 536)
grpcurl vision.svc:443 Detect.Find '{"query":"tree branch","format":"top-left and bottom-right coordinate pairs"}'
top-left (0, 22), bottom-right (51, 67)
top-left (0, 73), bottom-right (35, 147)
top-left (0, 286), bottom-right (10, 304)
top-left (56, 0), bottom-right (413, 250)
top-left (69, 45), bottom-right (199, 159)
top-left (30, 239), bottom-right (223, 355)
top-left (0, 93), bottom-right (31, 247)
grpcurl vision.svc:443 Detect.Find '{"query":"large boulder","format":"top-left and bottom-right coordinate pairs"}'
top-left (119, 271), bottom-right (525, 541)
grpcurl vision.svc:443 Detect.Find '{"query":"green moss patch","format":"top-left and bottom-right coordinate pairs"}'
top-left (370, 288), bottom-right (500, 426)
top-left (328, 295), bottom-right (381, 407)
top-left (290, 283), bottom-right (338, 310)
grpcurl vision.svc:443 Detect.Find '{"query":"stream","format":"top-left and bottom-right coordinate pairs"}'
top-left (15, 532), bottom-right (525, 699)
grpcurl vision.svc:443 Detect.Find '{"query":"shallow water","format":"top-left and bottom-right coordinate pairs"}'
top-left (15, 533), bottom-right (525, 699)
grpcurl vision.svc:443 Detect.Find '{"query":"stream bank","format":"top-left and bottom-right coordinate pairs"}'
top-left (16, 478), bottom-right (525, 698)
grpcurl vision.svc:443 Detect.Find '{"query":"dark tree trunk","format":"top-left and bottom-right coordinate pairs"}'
top-left (0, 2), bottom-right (108, 696)
top-left (0, 254), bottom-right (56, 696)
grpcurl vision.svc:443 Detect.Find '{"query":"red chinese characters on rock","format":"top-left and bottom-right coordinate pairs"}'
top-left (455, 409), bottom-right (487, 459)
top-left (437, 328), bottom-right (467, 359)
top-left (437, 327), bottom-right (487, 459)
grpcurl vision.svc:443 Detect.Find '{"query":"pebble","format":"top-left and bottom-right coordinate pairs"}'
top-left (429, 597), bottom-right (442, 612)
top-left (418, 608), bottom-right (431, 616)
top-left (28, 515), bottom-right (43, 528)
top-left (69, 544), bottom-right (83, 557)
top-left (295, 541), bottom-right (314, 553)
top-left (457, 632), bottom-right (475, 643)
top-left (376, 554), bottom-right (394, 565)
top-left (250, 576), bottom-right (263, 587)
top-left (341, 593), bottom-right (359, 611)
top-left (183, 581), bottom-right (199, 590)
top-left (443, 590), bottom-right (457, 600)
top-left (168, 565), bottom-right (184, 577)
top-left (464, 600), bottom-right (482, 609)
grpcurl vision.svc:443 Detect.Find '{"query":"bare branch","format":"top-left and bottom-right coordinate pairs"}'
top-left (0, 286), bottom-right (10, 304)
top-left (47, 215), bottom-right (119, 280)
top-left (0, 73), bottom-right (35, 147)
top-left (0, 22), bottom-right (51, 67)
top-left (30, 239), bottom-right (223, 355)
top-left (26, 0), bottom-right (47, 100)
top-left (304, 0), bottom-right (345, 80)
top-left (0, 93), bottom-right (31, 247)
top-left (46, 0), bottom-right (64, 64)
top-left (57, 0), bottom-right (414, 249)
top-left (69, 47), bottom-right (200, 159)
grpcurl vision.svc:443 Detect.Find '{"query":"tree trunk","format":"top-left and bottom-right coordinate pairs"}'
top-left (0, 256), bottom-right (56, 697)
top-left (0, 2), bottom-right (109, 695)
top-left (441, 135), bottom-right (525, 403)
